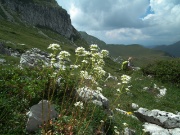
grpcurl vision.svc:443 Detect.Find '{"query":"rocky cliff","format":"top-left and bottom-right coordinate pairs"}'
top-left (0, 0), bottom-right (80, 40)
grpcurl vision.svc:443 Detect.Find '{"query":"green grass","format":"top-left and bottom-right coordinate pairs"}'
top-left (1, 19), bottom-right (180, 134)
top-left (0, 20), bottom-right (89, 63)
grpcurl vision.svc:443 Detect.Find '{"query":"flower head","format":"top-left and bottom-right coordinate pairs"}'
top-left (74, 101), bottom-right (84, 109)
top-left (101, 50), bottom-right (109, 57)
top-left (75, 47), bottom-right (89, 56)
top-left (48, 43), bottom-right (61, 50)
top-left (121, 74), bottom-right (131, 84)
top-left (57, 51), bottom-right (70, 60)
top-left (90, 44), bottom-right (99, 52)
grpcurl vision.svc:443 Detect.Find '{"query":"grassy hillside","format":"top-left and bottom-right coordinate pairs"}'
top-left (0, 20), bottom-right (89, 63)
top-left (79, 31), bottom-right (172, 67)
top-left (104, 44), bottom-right (172, 67)
top-left (0, 10), bottom-right (180, 135)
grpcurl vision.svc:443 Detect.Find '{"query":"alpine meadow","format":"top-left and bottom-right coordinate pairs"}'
top-left (0, 0), bottom-right (180, 135)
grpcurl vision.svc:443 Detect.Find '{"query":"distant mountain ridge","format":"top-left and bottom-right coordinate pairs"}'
top-left (79, 31), bottom-right (107, 49)
top-left (153, 41), bottom-right (180, 57)
top-left (79, 31), bottom-right (173, 66)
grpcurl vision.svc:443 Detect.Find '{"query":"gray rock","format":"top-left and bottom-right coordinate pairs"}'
top-left (143, 123), bottom-right (180, 135)
top-left (26, 100), bottom-right (58, 133)
top-left (134, 108), bottom-right (180, 129)
top-left (76, 86), bottom-right (109, 109)
top-left (20, 48), bottom-right (50, 68)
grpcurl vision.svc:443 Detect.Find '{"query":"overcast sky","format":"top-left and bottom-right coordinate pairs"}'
top-left (56, 0), bottom-right (180, 46)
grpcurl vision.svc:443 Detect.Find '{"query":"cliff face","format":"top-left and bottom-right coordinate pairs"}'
top-left (0, 0), bottom-right (79, 39)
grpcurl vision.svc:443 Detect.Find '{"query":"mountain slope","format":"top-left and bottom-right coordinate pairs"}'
top-left (153, 41), bottom-right (180, 57)
top-left (0, 0), bottom-right (90, 64)
top-left (79, 31), bottom-right (107, 48)
top-left (0, 0), bottom-right (80, 40)
top-left (80, 31), bottom-right (172, 66)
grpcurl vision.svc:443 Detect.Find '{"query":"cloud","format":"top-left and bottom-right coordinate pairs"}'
top-left (56, 0), bottom-right (180, 45)
top-left (68, 0), bottom-right (149, 30)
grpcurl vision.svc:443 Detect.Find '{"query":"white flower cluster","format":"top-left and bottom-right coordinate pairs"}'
top-left (48, 43), bottom-right (71, 68)
top-left (74, 101), bottom-right (84, 109)
top-left (48, 43), bottom-right (61, 50)
top-left (90, 44), bottom-right (99, 52)
top-left (114, 126), bottom-right (120, 135)
top-left (101, 50), bottom-right (109, 57)
top-left (93, 66), bottom-right (106, 77)
top-left (57, 51), bottom-right (71, 60)
top-left (121, 74), bottom-right (131, 84)
top-left (70, 64), bottom-right (80, 69)
top-left (154, 84), bottom-right (167, 98)
top-left (80, 70), bottom-right (92, 80)
top-left (74, 45), bottom-right (109, 85)
top-left (75, 47), bottom-right (89, 56)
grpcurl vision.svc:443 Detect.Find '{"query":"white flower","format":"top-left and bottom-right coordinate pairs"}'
top-left (50, 57), bottom-right (56, 65)
top-left (74, 101), bottom-right (84, 109)
top-left (90, 44), bottom-right (99, 52)
top-left (82, 60), bottom-right (88, 64)
top-left (114, 129), bottom-right (120, 135)
top-left (70, 64), bottom-right (80, 69)
top-left (100, 120), bottom-right (104, 123)
top-left (157, 87), bottom-right (167, 98)
top-left (97, 59), bottom-right (105, 66)
top-left (117, 83), bottom-right (121, 85)
top-left (123, 123), bottom-right (128, 126)
top-left (57, 51), bottom-right (70, 60)
top-left (49, 53), bottom-right (55, 58)
top-left (125, 88), bottom-right (130, 91)
top-left (117, 88), bottom-right (120, 92)
top-left (80, 70), bottom-right (91, 79)
top-left (101, 50), bottom-right (109, 57)
top-left (92, 53), bottom-right (103, 59)
top-left (143, 87), bottom-right (149, 91)
top-left (75, 47), bottom-right (89, 56)
top-left (48, 43), bottom-right (61, 50)
top-left (121, 74), bottom-right (131, 84)
top-left (114, 126), bottom-right (117, 129)
top-left (97, 87), bottom-right (102, 92)
top-left (154, 83), bottom-right (158, 89)
top-left (93, 66), bottom-right (106, 76)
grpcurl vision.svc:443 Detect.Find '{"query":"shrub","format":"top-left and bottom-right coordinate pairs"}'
top-left (142, 58), bottom-right (180, 86)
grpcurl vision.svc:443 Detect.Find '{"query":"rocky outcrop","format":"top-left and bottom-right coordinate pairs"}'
top-left (20, 48), bottom-right (50, 68)
top-left (76, 86), bottom-right (109, 110)
top-left (20, 48), bottom-right (66, 69)
top-left (143, 123), bottom-right (180, 135)
top-left (26, 100), bottom-right (58, 133)
top-left (134, 108), bottom-right (180, 129)
top-left (0, 0), bottom-right (80, 39)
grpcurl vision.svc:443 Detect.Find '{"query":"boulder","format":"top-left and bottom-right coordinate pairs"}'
top-left (143, 123), bottom-right (180, 135)
top-left (134, 108), bottom-right (180, 129)
top-left (20, 48), bottom-right (50, 68)
top-left (76, 86), bottom-right (109, 109)
top-left (26, 100), bottom-right (58, 133)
